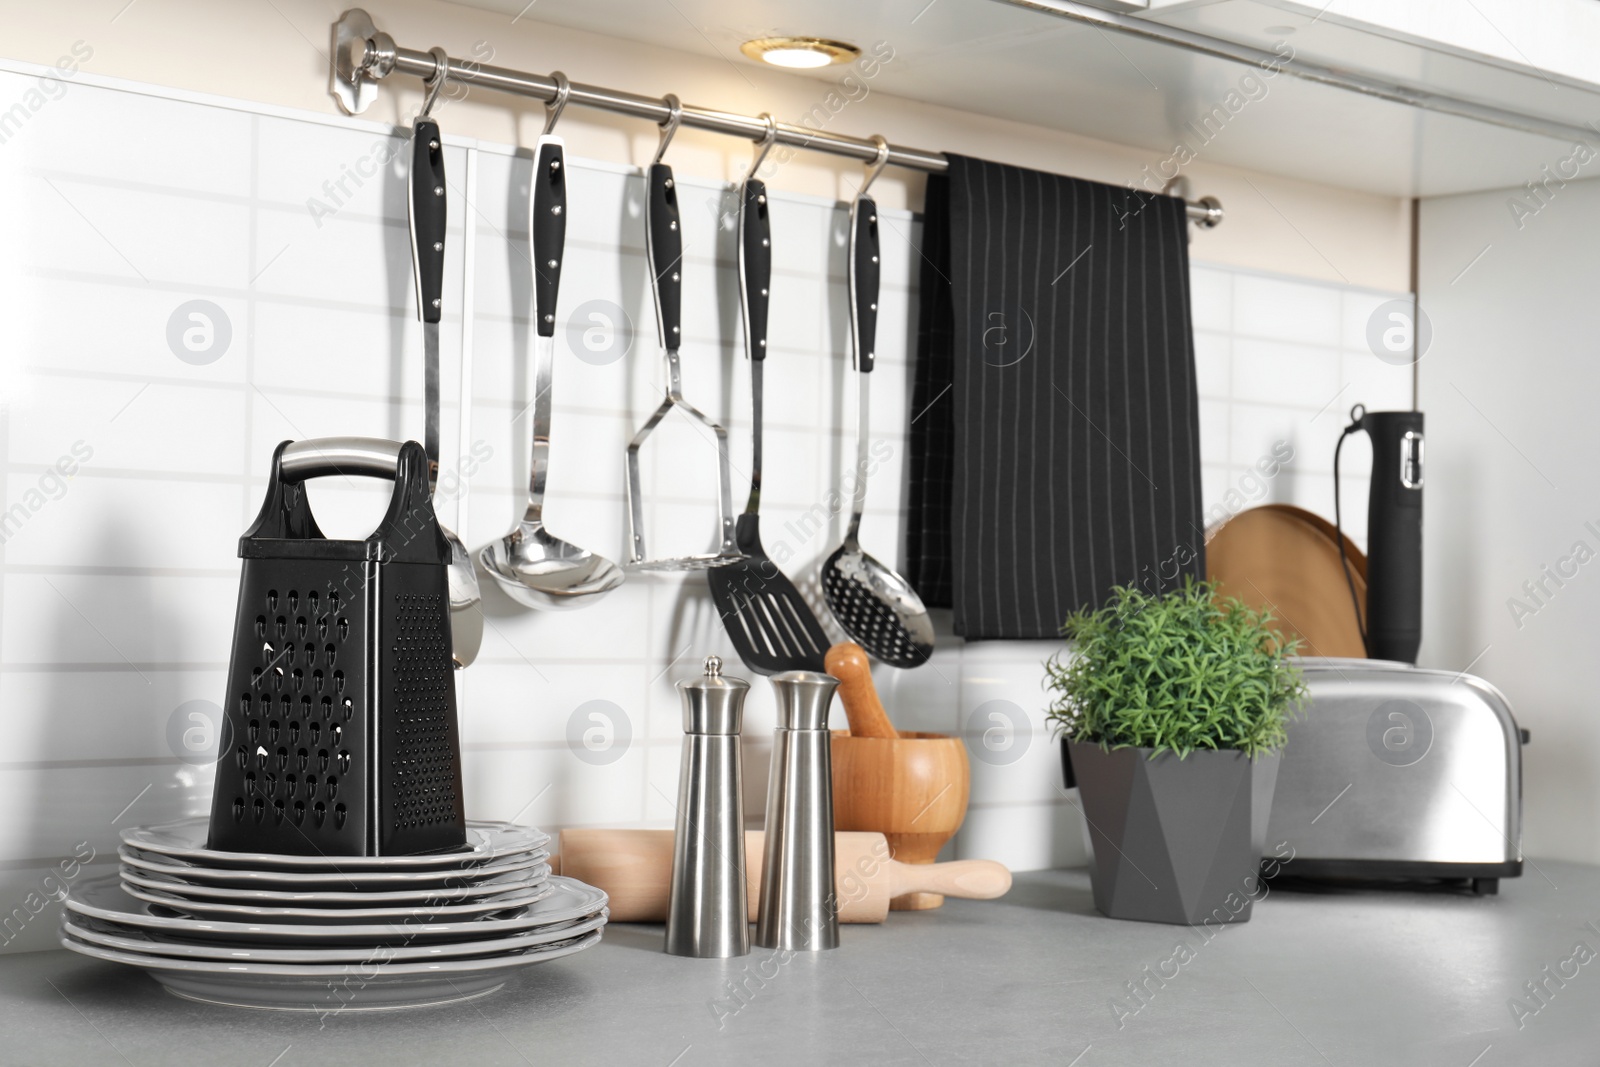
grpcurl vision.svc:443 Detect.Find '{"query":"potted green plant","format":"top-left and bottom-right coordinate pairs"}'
top-left (1044, 579), bottom-right (1305, 925)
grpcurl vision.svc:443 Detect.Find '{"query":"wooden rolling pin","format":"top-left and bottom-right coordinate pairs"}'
top-left (826, 642), bottom-right (898, 739)
top-left (556, 828), bottom-right (1010, 923)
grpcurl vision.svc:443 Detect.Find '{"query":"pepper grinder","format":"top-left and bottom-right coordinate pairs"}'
top-left (665, 655), bottom-right (750, 958)
top-left (756, 670), bottom-right (843, 951)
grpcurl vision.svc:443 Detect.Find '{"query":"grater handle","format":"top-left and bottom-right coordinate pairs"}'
top-left (243, 439), bottom-right (445, 564)
top-left (280, 437), bottom-right (403, 482)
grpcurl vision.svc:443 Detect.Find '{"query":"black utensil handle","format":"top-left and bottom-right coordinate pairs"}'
top-left (647, 162), bottom-right (683, 351)
top-left (411, 119), bottom-right (447, 325)
top-left (851, 195), bottom-right (880, 374)
top-left (740, 179), bottom-right (771, 362)
top-left (531, 139), bottom-right (567, 339)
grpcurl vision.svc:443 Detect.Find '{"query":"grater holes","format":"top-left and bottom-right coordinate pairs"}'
top-left (312, 670), bottom-right (324, 693)
top-left (300, 696), bottom-right (312, 718)
top-left (331, 723), bottom-right (342, 745)
top-left (287, 589), bottom-right (298, 612)
top-left (326, 775), bottom-right (337, 799)
top-left (296, 616), bottom-right (307, 639)
top-left (232, 797), bottom-right (244, 820)
top-left (321, 696), bottom-right (333, 718)
top-left (266, 589), bottom-right (278, 611)
top-left (264, 772), bottom-right (277, 796)
top-left (317, 617), bottom-right (329, 640)
top-left (254, 615), bottom-right (266, 638)
top-left (337, 750), bottom-right (350, 773)
top-left (325, 644), bottom-right (336, 667)
top-left (250, 667), bottom-right (262, 687)
top-left (338, 617), bottom-right (349, 640)
top-left (288, 719), bottom-right (300, 745)
top-left (272, 798), bottom-right (284, 822)
top-left (309, 721), bottom-right (321, 744)
top-left (342, 698), bottom-right (352, 721)
top-left (318, 749), bottom-right (330, 772)
top-left (276, 746), bottom-right (287, 770)
top-left (297, 747), bottom-right (308, 771)
top-left (239, 693), bottom-right (251, 716)
top-left (328, 591), bottom-right (340, 612)
top-left (268, 719), bottom-right (280, 743)
top-left (293, 800), bottom-right (305, 824)
top-left (388, 591), bottom-right (457, 826)
top-left (334, 803), bottom-right (347, 829)
top-left (252, 797), bottom-right (265, 821)
top-left (275, 616), bottom-right (287, 640)
top-left (308, 590), bottom-right (319, 614)
top-left (248, 719), bottom-right (260, 743)
top-left (313, 801), bottom-right (326, 827)
top-left (306, 773), bottom-right (317, 794)
top-left (303, 642), bottom-right (316, 665)
top-left (333, 670), bottom-right (345, 694)
top-left (285, 772), bottom-right (297, 798)
top-left (234, 745), bottom-right (247, 769)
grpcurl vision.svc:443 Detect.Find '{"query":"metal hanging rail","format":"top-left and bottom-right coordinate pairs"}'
top-left (329, 8), bottom-right (1224, 228)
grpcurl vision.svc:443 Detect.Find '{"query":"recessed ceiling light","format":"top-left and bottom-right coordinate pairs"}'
top-left (740, 36), bottom-right (861, 69)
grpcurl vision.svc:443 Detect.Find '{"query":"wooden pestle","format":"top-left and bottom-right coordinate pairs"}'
top-left (826, 642), bottom-right (898, 739)
top-left (556, 828), bottom-right (1010, 924)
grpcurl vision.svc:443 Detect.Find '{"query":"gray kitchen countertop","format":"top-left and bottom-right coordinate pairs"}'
top-left (2, 863), bottom-right (1597, 1066)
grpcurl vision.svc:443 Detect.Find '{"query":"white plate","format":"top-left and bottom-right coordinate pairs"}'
top-left (66, 875), bottom-right (608, 944)
top-left (118, 845), bottom-right (550, 888)
top-left (118, 863), bottom-right (550, 905)
top-left (61, 928), bottom-right (604, 1011)
top-left (123, 881), bottom-right (551, 923)
top-left (121, 819), bottom-right (549, 870)
top-left (64, 910), bottom-right (607, 964)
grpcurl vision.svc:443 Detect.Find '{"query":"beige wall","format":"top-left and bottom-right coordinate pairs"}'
top-left (1, 0), bottom-right (1409, 290)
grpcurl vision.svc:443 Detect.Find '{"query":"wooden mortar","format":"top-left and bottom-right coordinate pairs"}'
top-left (830, 730), bottom-right (971, 910)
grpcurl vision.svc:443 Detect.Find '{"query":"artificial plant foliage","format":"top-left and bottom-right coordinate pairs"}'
top-left (1043, 578), bottom-right (1306, 758)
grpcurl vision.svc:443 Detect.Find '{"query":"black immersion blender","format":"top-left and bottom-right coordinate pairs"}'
top-left (1335, 406), bottom-right (1424, 663)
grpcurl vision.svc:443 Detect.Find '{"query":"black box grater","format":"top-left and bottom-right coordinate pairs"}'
top-left (206, 437), bottom-right (468, 857)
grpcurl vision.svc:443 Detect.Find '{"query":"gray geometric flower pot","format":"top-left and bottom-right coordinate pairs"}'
top-left (1068, 741), bottom-right (1277, 926)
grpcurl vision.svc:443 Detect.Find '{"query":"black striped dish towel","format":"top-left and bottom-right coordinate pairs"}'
top-left (906, 154), bottom-right (1205, 639)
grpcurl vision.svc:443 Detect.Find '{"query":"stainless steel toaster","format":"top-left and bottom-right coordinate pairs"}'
top-left (1264, 658), bottom-right (1525, 894)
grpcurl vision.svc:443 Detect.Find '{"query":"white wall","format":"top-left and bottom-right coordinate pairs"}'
top-left (0, 0), bottom-right (1412, 291)
top-left (0, 55), bottom-right (1416, 950)
top-left (1417, 177), bottom-right (1600, 865)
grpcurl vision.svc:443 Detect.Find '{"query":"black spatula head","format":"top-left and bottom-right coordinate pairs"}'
top-left (708, 514), bottom-right (829, 675)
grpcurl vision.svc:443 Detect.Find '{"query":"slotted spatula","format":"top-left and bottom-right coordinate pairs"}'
top-left (708, 121), bottom-right (830, 676)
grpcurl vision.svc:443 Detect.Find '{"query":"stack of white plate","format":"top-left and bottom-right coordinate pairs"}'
top-left (59, 818), bottom-right (607, 1012)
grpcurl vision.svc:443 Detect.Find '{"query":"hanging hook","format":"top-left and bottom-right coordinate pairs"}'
top-left (419, 46), bottom-right (449, 119)
top-left (744, 112), bottom-right (779, 185)
top-left (858, 135), bottom-right (891, 199)
top-left (542, 71), bottom-right (570, 136)
top-left (653, 93), bottom-right (683, 166)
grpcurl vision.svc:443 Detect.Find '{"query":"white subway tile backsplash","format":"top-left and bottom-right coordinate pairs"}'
top-left (1189, 265), bottom-right (1233, 334)
top-left (1230, 337), bottom-right (1342, 408)
top-left (1192, 331), bottom-right (1231, 399)
top-left (0, 77), bottom-right (1418, 913)
top-left (1232, 271), bottom-right (1342, 346)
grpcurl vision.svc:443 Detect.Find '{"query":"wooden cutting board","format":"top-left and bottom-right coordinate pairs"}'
top-left (1206, 504), bottom-right (1369, 659)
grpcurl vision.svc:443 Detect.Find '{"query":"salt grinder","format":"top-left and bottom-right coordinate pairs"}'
top-left (665, 655), bottom-right (751, 958)
top-left (756, 670), bottom-right (843, 951)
